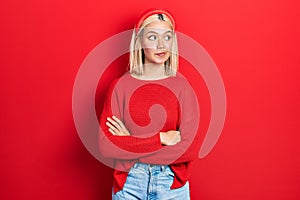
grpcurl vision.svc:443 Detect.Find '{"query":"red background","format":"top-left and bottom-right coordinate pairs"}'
top-left (1, 0), bottom-right (300, 199)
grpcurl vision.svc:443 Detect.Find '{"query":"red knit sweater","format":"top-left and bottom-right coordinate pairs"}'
top-left (99, 72), bottom-right (201, 194)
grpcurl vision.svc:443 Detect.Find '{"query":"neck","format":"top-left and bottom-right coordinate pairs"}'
top-left (144, 63), bottom-right (165, 76)
top-left (141, 62), bottom-right (167, 80)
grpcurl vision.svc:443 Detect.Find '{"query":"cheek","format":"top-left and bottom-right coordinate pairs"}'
top-left (143, 48), bottom-right (153, 56)
top-left (165, 41), bottom-right (173, 51)
top-left (142, 41), bottom-right (156, 49)
top-left (141, 37), bottom-right (158, 49)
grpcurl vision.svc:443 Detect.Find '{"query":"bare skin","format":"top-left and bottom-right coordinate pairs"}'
top-left (106, 20), bottom-right (181, 146)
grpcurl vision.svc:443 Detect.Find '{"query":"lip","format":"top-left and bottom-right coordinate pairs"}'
top-left (155, 52), bottom-right (166, 57)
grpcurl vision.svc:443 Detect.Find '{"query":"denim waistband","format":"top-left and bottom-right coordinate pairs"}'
top-left (132, 162), bottom-right (169, 172)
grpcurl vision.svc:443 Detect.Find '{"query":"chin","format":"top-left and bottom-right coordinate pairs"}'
top-left (155, 60), bottom-right (166, 64)
top-left (152, 58), bottom-right (169, 64)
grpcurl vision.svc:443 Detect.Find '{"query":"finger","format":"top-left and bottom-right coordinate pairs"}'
top-left (112, 116), bottom-right (128, 131)
top-left (108, 128), bottom-right (117, 135)
top-left (111, 116), bottom-right (130, 136)
top-left (106, 121), bottom-right (120, 135)
top-left (107, 119), bottom-right (130, 136)
top-left (107, 117), bottom-right (122, 131)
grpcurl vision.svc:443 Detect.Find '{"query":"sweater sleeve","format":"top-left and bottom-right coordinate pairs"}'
top-left (98, 80), bottom-right (163, 159)
top-left (138, 81), bottom-right (201, 165)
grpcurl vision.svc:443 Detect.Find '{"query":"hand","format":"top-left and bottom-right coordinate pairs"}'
top-left (159, 130), bottom-right (181, 146)
top-left (106, 116), bottom-right (131, 136)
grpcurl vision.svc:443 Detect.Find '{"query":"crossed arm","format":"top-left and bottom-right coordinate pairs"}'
top-left (99, 88), bottom-right (200, 164)
top-left (106, 115), bottom-right (181, 146)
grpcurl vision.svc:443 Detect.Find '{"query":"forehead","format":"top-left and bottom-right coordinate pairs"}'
top-left (144, 21), bottom-right (172, 34)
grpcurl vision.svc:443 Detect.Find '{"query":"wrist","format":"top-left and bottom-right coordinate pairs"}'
top-left (159, 132), bottom-right (163, 144)
top-left (159, 132), bottom-right (165, 145)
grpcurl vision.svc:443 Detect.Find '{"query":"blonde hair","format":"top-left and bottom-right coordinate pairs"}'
top-left (129, 13), bottom-right (178, 76)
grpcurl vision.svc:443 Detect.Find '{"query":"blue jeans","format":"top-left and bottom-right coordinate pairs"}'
top-left (112, 162), bottom-right (190, 200)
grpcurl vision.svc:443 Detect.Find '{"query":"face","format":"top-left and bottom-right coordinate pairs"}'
top-left (140, 20), bottom-right (173, 65)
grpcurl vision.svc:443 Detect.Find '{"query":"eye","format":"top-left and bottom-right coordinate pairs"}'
top-left (148, 35), bottom-right (157, 41)
top-left (164, 35), bottom-right (172, 41)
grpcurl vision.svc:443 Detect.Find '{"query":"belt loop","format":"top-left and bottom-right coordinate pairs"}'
top-left (161, 165), bottom-right (165, 172)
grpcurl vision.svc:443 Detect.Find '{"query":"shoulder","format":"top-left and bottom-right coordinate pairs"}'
top-left (107, 72), bottom-right (131, 90)
top-left (168, 73), bottom-right (193, 89)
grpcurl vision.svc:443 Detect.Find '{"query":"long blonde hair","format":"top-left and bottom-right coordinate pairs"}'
top-left (129, 12), bottom-right (178, 76)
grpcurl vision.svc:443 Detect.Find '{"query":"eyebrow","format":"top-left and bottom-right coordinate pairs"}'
top-left (146, 30), bottom-right (172, 34)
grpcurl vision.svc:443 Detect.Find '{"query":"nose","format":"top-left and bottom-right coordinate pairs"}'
top-left (157, 37), bottom-right (165, 49)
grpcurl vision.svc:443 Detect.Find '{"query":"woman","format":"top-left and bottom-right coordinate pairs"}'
top-left (99, 9), bottom-right (201, 200)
